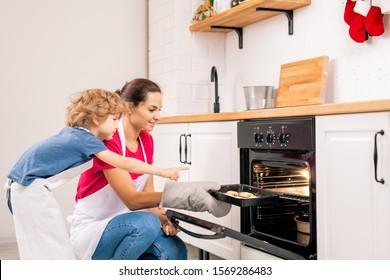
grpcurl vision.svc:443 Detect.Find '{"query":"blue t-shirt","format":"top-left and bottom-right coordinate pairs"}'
top-left (8, 127), bottom-right (107, 186)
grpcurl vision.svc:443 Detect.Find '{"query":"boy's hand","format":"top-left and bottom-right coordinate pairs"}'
top-left (162, 166), bottom-right (189, 181)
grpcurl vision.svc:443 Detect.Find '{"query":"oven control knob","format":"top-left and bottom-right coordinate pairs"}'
top-left (254, 133), bottom-right (264, 143)
top-left (266, 133), bottom-right (275, 144)
top-left (279, 133), bottom-right (290, 144)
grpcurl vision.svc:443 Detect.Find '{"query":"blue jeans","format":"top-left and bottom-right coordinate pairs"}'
top-left (91, 212), bottom-right (187, 260)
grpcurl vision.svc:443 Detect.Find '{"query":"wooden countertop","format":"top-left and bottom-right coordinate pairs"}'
top-left (159, 99), bottom-right (390, 124)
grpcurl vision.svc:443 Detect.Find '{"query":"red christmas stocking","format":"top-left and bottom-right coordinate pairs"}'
top-left (365, 6), bottom-right (385, 36)
top-left (344, 0), bottom-right (357, 26)
top-left (349, 0), bottom-right (370, 43)
top-left (349, 13), bottom-right (368, 43)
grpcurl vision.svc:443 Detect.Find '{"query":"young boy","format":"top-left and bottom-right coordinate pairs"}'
top-left (5, 88), bottom-right (185, 260)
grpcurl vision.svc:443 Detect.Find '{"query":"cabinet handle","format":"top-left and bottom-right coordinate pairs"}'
top-left (374, 130), bottom-right (385, 184)
top-left (185, 134), bottom-right (192, 165)
top-left (179, 134), bottom-right (186, 164)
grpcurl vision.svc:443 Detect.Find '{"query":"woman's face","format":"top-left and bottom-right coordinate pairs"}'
top-left (130, 91), bottom-right (162, 132)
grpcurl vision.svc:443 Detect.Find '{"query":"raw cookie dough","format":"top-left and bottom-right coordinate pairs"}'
top-left (238, 192), bottom-right (256, 198)
top-left (226, 190), bottom-right (239, 197)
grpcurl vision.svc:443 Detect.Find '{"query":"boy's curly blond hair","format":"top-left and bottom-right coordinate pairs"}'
top-left (66, 89), bottom-right (127, 128)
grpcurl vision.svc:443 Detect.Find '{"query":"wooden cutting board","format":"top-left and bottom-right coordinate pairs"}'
top-left (276, 56), bottom-right (329, 107)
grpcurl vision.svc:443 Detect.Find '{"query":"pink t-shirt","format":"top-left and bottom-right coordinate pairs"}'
top-left (75, 130), bottom-right (154, 201)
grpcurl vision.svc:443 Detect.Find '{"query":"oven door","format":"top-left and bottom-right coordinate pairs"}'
top-left (166, 209), bottom-right (306, 260)
top-left (240, 150), bottom-right (317, 260)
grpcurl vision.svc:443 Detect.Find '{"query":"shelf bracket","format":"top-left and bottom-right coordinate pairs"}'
top-left (256, 8), bottom-right (294, 35)
top-left (210, 26), bottom-right (243, 49)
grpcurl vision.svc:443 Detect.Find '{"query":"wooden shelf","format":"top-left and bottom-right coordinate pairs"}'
top-left (190, 0), bottom-right (311, 35)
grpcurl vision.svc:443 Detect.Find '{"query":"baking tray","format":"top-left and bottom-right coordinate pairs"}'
top-left (209, 184), bottom-right (280, 207)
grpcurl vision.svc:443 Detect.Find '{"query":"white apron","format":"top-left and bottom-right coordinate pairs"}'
top-left (6, 161), bottom-right (93, 260)
top-left (69, 121), bottom-right (149, 260)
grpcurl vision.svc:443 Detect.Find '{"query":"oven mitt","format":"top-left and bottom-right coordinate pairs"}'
top-left (160, 180), bottom-right (231, 218)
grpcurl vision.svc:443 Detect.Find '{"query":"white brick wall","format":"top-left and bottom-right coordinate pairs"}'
top-left (149, 0), bottom-right (226, 116)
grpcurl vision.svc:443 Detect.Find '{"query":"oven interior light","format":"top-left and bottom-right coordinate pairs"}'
top-left (301, 170), bottom-right (310, 180)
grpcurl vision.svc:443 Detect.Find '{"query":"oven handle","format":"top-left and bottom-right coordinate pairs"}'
top-left (166, 210), bottom-right (226, 239)
top-left (171, 219), bottom-right (225, 239)
top-left (166, 210), bottom-right (306, 260)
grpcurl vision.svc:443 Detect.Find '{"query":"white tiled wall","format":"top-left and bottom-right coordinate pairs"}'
top-left (149, 0), bottom-right (226, 116)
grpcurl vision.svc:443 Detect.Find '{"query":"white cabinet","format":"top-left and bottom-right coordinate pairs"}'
top-left (152, 123), bottom-right (189, 190)
top-left (316, 112), bottom-right (390, 259)
top-left (240, 245), bottom-right (282, 260)
top-left (152, 121), bottom-right (241, 259)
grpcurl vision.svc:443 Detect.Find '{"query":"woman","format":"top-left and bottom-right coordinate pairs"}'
top-left (69, 79), bottom-right (230, 260)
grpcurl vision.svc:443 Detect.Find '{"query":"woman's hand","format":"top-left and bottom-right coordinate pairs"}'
top-left (161, 218), bottom-right (180, 236)
top-left (161, 167), bottom-right (189, 181)
top-left (160, 181), bottom-right (231, 218)
top-left (160, 212), bottom-right (181, 236)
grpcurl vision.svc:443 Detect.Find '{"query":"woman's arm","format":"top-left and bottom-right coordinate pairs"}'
top-left (95, 149), bottom-right (187, 180)
top-left (143, 176), bottom-right (165, 215)
top-left (103, 167), bottom-right (162, 211)
top-left (104, 168), bottom-right (179, 235)
top-left (143, 176), bottom-right (180, 236)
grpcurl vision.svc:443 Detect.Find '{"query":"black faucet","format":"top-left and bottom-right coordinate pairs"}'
top-left (211, 66), bottom-right (220, 113)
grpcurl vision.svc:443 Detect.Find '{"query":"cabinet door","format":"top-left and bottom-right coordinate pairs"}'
top-left (185, 121), bottom-right (241, 260)
top-left (316, 112), bottom-right (390, 259)
top-left (153, 121), bottom-right (241, 259)
top-left (152, 123), bottom-right (189, 192)
top-left (152, 123), bottom-right (191, 243)
top-left (241, 245), bottom-right (282, 260)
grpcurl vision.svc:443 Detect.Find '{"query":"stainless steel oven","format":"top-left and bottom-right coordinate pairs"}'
top-left (166, 117), bottom-right (316, 260)
top-left (238, 117), bottom-right (316, 260)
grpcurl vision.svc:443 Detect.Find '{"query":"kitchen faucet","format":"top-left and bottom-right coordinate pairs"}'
top-left (211, 66), bottom-right (220, 113)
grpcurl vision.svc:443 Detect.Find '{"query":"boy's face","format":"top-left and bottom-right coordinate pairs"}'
top-left (96, 114), bottom-right (120, 140)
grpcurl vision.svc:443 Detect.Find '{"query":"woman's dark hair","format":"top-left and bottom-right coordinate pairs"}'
top-left (117, 78), bottom-right (161, 106)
